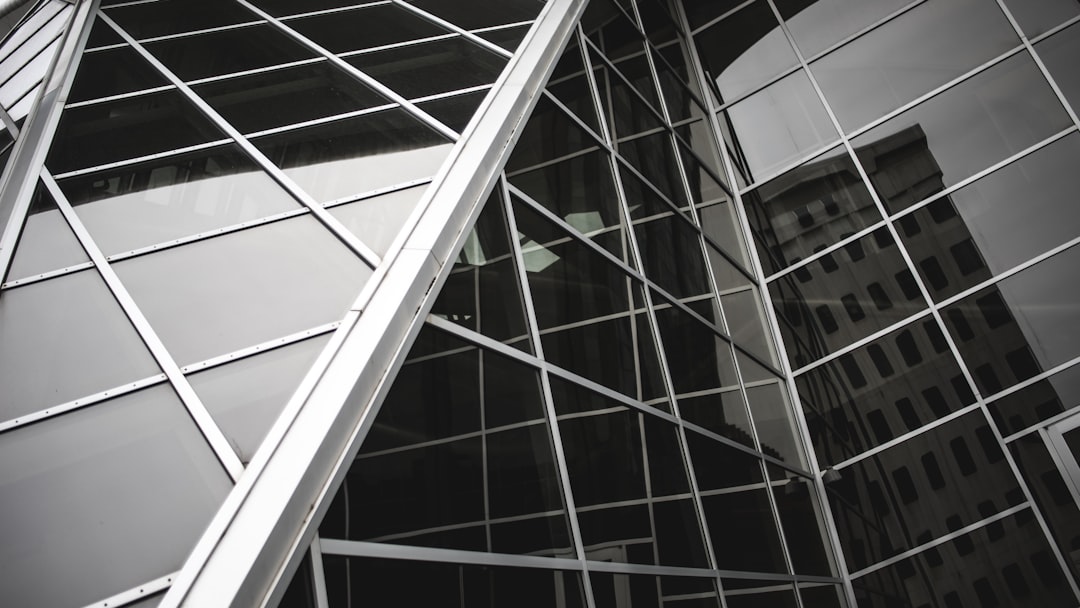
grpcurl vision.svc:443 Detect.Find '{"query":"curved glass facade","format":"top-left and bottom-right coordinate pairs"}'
top-left (0, 1), bottom-right (1078, 607)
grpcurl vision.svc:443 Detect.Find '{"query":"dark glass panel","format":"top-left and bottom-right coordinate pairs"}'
top-left (105, 0), bottom-right (255, 39)
top-left (0, 270), bottom-right (159, 421)
top-left (249, 0), bottom-right (378, 17)
top-left (115, 216), bottom-right (370, 365)
top-left (591, 50), bottom-right (666, 142)
top-left (797, 320), bottom-right (975, 467)
top-left (811, 0), bottom-right (1018, 132)
top-left (634, 215), bottom-right (711, 299)
top-left (769, 229), bottom-right (924, 366)
top-left (323, 556), bottom-right (587, 608)
top-left (744, 146), bottom-right (880, 276)
top-left (406, 0), bottom-right (543, 30)
top-left (655, 50), bottom-right (708, 124)
top-left (703, 488), bottom-right (789, 573)
top-left (693, 1), bottom-right (797, 104)
top-left (724, 582), bottom-right (799, 608)
top-left (654, 299), bottom-right (739, 396)
top-left (1004, 0), bottom-right (1080, 37)
top-left (1038, 22), bottom-right (1080, 112)
top-left (193, 61), bottom-right (387, 134)
top-left (775, 0), bottom-right (911, 59)
top-left (686, 429), bottom-right (764, 490)
top-left (698, 197), bottom-right (750, 269)
top-left (7, 181), bottom-right (89, 282)
top-left (943, 245), bottom-right (1080, 397)
top-left (989, 363), bottom-right (1080, 435)
top-left (86, 16), bottom-right (123, 49)
top-left (509, 148), bottom-right (629, 263)
top-left (679, 390), bottom-right (756, 449)
top-left (0, 385), bottom-right (232, 608)
top-left (682, 0), bottom-right (745, 30)
top-left (48, 90), bottom-right (224, 174)
top-left (60, 144), bottom-right (299, 256)
top-left (506, 95), bottom-right (603, 174)
top-left (1010, 434), bottom-right (1080, 583)
top-left (328, 183), bottom-right (427, 257)
top-left (580, 0), bottom-right (645, 63)
top-left (619, 160), bottom-right (685, 220)
top-left (592, 573), bottom-right (722, 608)
top-left (771, 472), bottom-right (836, 576)
top-left (825, 411), bottom-right (1022, 571)
top-left (798, 584), bottom-right (846, 608)
top-left (286, 4), bottom-right (447, 54)
top-left (899, 133), bottom-right (1080, 301)
top-left (67, 45), bottom-right (168, 103)
top-left (346, 37), bottom-right (507, 101)
top-left (279, 554), bottom-right (317, 608)
top-left (546, 40), bottom-right (601, 133)
top-left (145, 24), bottom-right (317, 81)
top-left (618, 131), bottom-right (690, 209)
top-left (853, 52), bottom-right (1071, 214)
top-left (723, 70), bottom-right (838, 184)
top-left (189, 334), bottom-right (331, 464)
top-left (677, 137), bottom-right (727, 205)
top-left (477, 23), bottom-right (531, 53)
top-left (430, 189), bottom-right (532, 350)
top-left (720, 289), bottom-right (775, 365)
top-left (253, 107), bottom-right (453, 202)
top-left (414, 88), bottom-right (489, 132)
top-left (610, 52), bottom-right (663, 118)
top-left (850, 511), bottom-right (1074, 608)
top-left (747, 383), bottom-right (806, 468)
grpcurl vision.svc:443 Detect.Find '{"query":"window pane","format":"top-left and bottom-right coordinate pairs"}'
top-left (145, 24), bottom-right (317, 81)
top-left (775, 0), bottom-right (911, 59)
top-left (1038, 22), bottom-right (1080, 112)
top-left (287, 3), bottom-right (447, 54)
top-left (406, 0), bottom-right (544, 30)
top-left (67, 45), bottom-right (169, 103)
top-left (7, 182), bottom-right (89, 282)
top-left (1004, 0), bottom-right (1080, 37)
top-left (989, 362), bottom-right (1080, 435)
top-left (345, 36), bottom-right (508, 101)
top-left (105, 0), bottom-right (256, 39)
top-left (328, 183), bottom-right (426, 257)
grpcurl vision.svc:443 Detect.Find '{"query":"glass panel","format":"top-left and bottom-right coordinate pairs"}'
top-left (67, 45), bottom-right (169, 103)
top-left (506, 95), bottom-right (600, 174)
top-left (900, 134), bottom-right (1080, 301)
top-left (654, 297), bottom-right (739, 397)
top-left (724, 581), bottom-right (799, 608)
top-left (286, 4), bottom-right (447, 54)
top-left (772, 473), bottom-right (835, 576)
top-left (60, 144), bottom-right (300, 256)
top-left (47, 90), bottom-right (224, 175)
top-left (797, 319), bottom-right (976, 467)
top-left (810, 0), bottom-right (1018, 132)
top-left (775, 0), bottom-right (911, 59)
top-left (851, 511), bottom-right (1075, 608)
top-left (253, 108), bottom-right (453, 203)
top-left (7, 182), bottom-right (89, 282)
top-left (683, 0), bottom-right (745, 30)
top-left (942, 245), bottom-right (1080, 397)
top-left (323, 556), bottom-right (587, 608)
top-left (769, 229), bottom-right (924, 367)
top-left (278, 554), bottom-right (317, 608)
top-left (1004, 0), bottom-right (1080, 37)
top-left (693, 0), bottom-right (798, 104)
top-left (591, 573), bottom-right (722, 608)
top-left (721, 289), bottom-right (775, 364)
top-left (145, 24), bottom-right (318, 81)
top-left (743, 146), bottom-right (881, 276)
top-left (192, 61), bottom-right (387, 134)
top-left (825, 411), bottom-right (1022, 571)
top-left (724, 70), bottom-right (838, 184)
top-left (989, 362), bottom-right (1080, 435)
top-left (477, 23), bottom-right (531, 53)
top-left (852, 52), bottom-right (1071, 214)
top-left (105, 0), bottom-right (256, 39)
top-left (1037, 22), bottom-right (1080, 112)
top-left (580, 0), bottom-right (645, 63)
top-left (545, 40), bottom-right (601, 134)
top-left (591, 50), bottom-right (666, 142)
top-left (85, 15), bottom-right (123, 49)
top-left (328, 183), bottom-right (426, 257)
top-left (1010, 434), bottom-right (1080, 582)
top-left (414, 89), bottom-right (489, 133)
top-left (0, 270), bottom-right (160, 421)
top-left (114, 216), bottom-right (371, 365)
top-left (345, 37), bottom-right (507, 101)
top-left (189, 334), bottom-right (331, 464)
top-left (405, 0), bottom-right (544, 30)
top-left (246, 0), bottom-right (372, 18)
top-left (634, 215), bottom-right (711, 300)
top-left (703, 487), bottom-right (788, 573)
top-left (429, 188), bottom-right (532, 351)
top-left (747, 383), bottom-right (806, 468)
top-left (0, 385), bottom-right (232, 608)
top-left (618, 132), bottom-right (690, 209)
top-left (799, 584), bottom-right (846, 608)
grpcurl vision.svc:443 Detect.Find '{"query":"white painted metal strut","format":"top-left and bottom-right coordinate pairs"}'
top-left (159, 1), bottom-right (587, 606)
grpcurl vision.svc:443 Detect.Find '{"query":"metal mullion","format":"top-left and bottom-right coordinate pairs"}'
top-left (0, 372), bottom-right (168, 434)
top-left (99, 11), bottom-right (384, 268)
top-left (321, 176), bottom-right (434, 209)
top-left (1, 259), bottom-right (96, 289)
top-left (85, 570), bottom-right (178, 608)
top-left (409, 83), bottom-right (492, 104)
top-left (361, 508), bottom-right (567, 545)
top-left (788, 309), bottom-right (934, 378)
top-left (389, 0), bottom-right (513, 59)
top-left (469, 20), bottom-right (534, 35)
top-left (356, 419), bottom-right (544, 460)
top-left (180, 321), bottom-right (340, 375)
top-left (132, 20), bottom-right (263, 45)
top-left (51, 138), bottom-right (232, 180)
top-left (501, 176), bottom-right (598, 608)
top-left (680, 417), bottom-right (809, 480)
top-left (276, 1), bottom-right (390, 22)
top-left (321, 537), bottom-right (584, 572)
top-left (64, 83), bottom-right (176, 108)
top-left (333, 31), bottom-right (460, 60)
top-left (0, 102), bottom-right (18, 136)
top-left (309, 536), bottom-right (330, 608)
top-left (673, 1), bottom-right (856, 603)
top-left (43, 170), bottom-right (245, 481)
top-left (242, 102), bottom-right (398, 138)
top-left (798, 0), bottom-right (926, 65)
top-left (234, 0), bottom-right (458, 140)
top-left (1029, 13), bottom-right (1080, 45)
top-left (184, 57), bottom-right (327, 86)
top-left (734, 137), bottom-right (846, 196)
top-left (712, 62), bottom-right (804, 115)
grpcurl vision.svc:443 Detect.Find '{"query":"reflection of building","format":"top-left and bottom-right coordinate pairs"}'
top-left (1, 0), bottom-right (1080, 607)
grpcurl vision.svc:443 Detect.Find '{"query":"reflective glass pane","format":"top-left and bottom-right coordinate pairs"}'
top-left (67, 45), bottom-right (169, 103)
top-left (724, 581), bottom-right (799, 608)
top-left (772, 473), bottom-right (835, 576)
top-left (0, 270), bottom-right (159, 421)
top-left (7, 182), bottom-right (89, 282)
top-left (0, 385), bottom-right (232, 608)
top-left (60, 144), bottom-right (300, 256)
top-left (1038, 22), bottom-right (1080, 111)
top-left (406, 0), bottom-right (544, 30)
top-left (254, 108), bottom-right (453, 203)
top-left (414, 88), bottom-right (489, 133)
top-left (797, 319), bottom-right (976, 467)
top-left (328, 183), bottom-right (426, 257)
top-left (747, 383), bottom-right (806, 468)
top-left (247, 0), bottom-right (369, 17)
top-left (942, 245), bottom-right (1080, 397)
top-left (592, 573), bottom-right (722, 608)
top-left (811, 0), bottom-right (1018, 132)
top-left (506, 95), bottom-right (601, 174)
top-left (193, 61), bottom-right (387, 134)
top-left (345, 37), bottom-right (507, 101)
top-left (704, 487), bottom-right (788, 573)
top-left (853, 52), bottom-right (1071, 214)
top-left (990, 362), bottom-right (1080, 435)
top-left (826, 411), bottom-right (1022, 571)
top-left (899, 133), bottom-right (1080, 301)
top-left (775, 0), bottom-right (911, 59)
top-left (721, 289), bottom-right (775, 364)
top-left (545, 41), bottom-right (601, 133)
top-left (635, 215), bottom-right (711, 300)
top-left (591, 50), bottom-right (666, 142)
top-left (580, 0), bottom-right (645, 63)
top-left (189, 334), bottom-right (331, 464)
top-left (105, 0), bottom-right (256, 39)
top-left (115, 216), bottom-right (371, 365)
top-left (655, 298), bottom-right (739, 396)
top-left (744, 146), bottom-right (881, 276)
top-left (145, 24), bottom-right (317, 81)
top-left (287, 4), bottom-right (447, 54)
top-left (48, 90), bottom-right (224, 175)
top-left (1010, 434), bottom-right (1080, 584)
top-left (1004, 0), bottom-right (1080, 37)
top-left (618, 131), bottom-right (690, 209)
top-left (693, 0), bottom-right (797, 104)
top-left (477, 24), bottom-right (531, 53)
top-left (724, 70), bottom-right (838, 184)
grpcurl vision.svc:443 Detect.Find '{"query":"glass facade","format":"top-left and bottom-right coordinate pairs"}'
top-left (0, 1), bottom-right (1078, 607)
